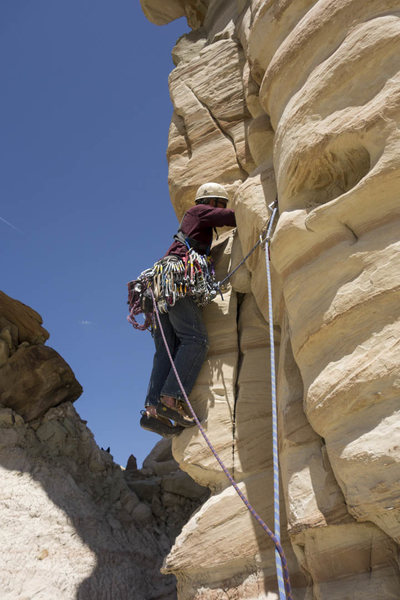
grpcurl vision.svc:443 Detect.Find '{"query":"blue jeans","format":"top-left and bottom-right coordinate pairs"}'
top-left (145, 296), bottom-right (209, 407)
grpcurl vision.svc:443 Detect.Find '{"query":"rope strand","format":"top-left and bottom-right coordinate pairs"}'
top-left (265, 207), bottom-right (287, 600)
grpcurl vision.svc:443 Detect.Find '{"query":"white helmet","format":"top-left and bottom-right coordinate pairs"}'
top-left (195, 182), bottom-right (229, 204)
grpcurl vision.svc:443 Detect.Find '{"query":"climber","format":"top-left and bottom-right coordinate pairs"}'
top-left (138, 182), bottom-right (236, 437)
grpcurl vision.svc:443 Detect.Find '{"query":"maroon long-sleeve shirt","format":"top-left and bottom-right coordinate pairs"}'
top-left (165, 204), bottom-right (236, 259)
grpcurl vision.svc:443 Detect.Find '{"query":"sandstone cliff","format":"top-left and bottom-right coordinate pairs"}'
top-left (2, 1), bottom-right (399, 597)
top-left (0, 291), bottom-right (207, 599)
top-left (141, 1), bottom-right (400, 598)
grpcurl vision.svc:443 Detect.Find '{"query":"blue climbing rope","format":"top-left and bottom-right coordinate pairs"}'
top-left (264, 204), bottom-right (287, 600)
top-left (150, 201), bottom-right (292, 599)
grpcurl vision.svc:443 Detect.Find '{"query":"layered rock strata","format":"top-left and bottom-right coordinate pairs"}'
top-left (141, 0), bottom-right (400, 598)
top-left (0, 291), bottom-right (207, 599)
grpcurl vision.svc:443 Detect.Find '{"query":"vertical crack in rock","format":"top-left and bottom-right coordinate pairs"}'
top-left (172, 110), bottom-right (193, 160)
top-left (232, 292), bottom-right (245, 481)
top-left (183, 79), bottom-right (248, 179)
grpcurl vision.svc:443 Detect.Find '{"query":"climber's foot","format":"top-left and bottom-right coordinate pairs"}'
top-left (158, 396), bottom-right (196, 428)
top-left (140, 407), bottom-right (183, 438)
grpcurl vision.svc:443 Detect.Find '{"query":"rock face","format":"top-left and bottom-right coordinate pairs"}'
top-left (0, 344), bottom-right (82, 421)
top-left (0, 292), bottom-right (81, 420)
top-left (140, 0), bottom-right (209, 29)
top-left (141, 1), bottom-right (400, 598)
top-left (0, 291), bottom-right (207, 599)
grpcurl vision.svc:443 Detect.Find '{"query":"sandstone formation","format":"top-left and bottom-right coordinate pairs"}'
top-left (0, 291), bottom-right (49, 346)
top-left (0, 291), bottom-right (207, 599)
top-left (140, 1), bottom-right (400, 598)
top-left (141, 0), bottom-right (209, 29)
top-left (0, 293), bottom-right (81, 421)
top-left (2, 0), bottom-right (400, 596)
top-left (0, 344), bottom-right (82, 421)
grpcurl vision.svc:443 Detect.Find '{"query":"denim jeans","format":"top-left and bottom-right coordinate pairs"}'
top-left (145, 296), bottom-right (209, 407)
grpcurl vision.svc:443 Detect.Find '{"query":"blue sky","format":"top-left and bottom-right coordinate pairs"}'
top-left (1, 1), bottom-right (189, 466)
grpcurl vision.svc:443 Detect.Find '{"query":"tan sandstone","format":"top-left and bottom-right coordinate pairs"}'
top-left (141, 0), bottom-right (400, 598)
top-left (2, 0), bottom-right (399, 596)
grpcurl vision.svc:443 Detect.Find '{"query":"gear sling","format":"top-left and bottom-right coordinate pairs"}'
top-left (127, 231), bottom-right (217, 331)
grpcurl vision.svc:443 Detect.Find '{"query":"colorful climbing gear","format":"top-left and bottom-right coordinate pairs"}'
top-left (127, 249), bottom-right (217, 330)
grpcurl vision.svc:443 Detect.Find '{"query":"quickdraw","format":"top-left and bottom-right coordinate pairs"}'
top-left (127, 248), bottom-right (217, 330)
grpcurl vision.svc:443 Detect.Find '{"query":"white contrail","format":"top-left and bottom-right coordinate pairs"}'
top-left (0, 215), bottom-right (22, 233)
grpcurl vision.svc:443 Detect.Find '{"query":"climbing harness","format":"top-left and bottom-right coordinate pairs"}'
top-left (149, 201), bottom-right (293, 600)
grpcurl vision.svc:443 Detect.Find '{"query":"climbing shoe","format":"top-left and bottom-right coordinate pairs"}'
top-left (157, 396), bottom-right (196, 428)
top-left (140, 410), bottom-right (183, 438)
